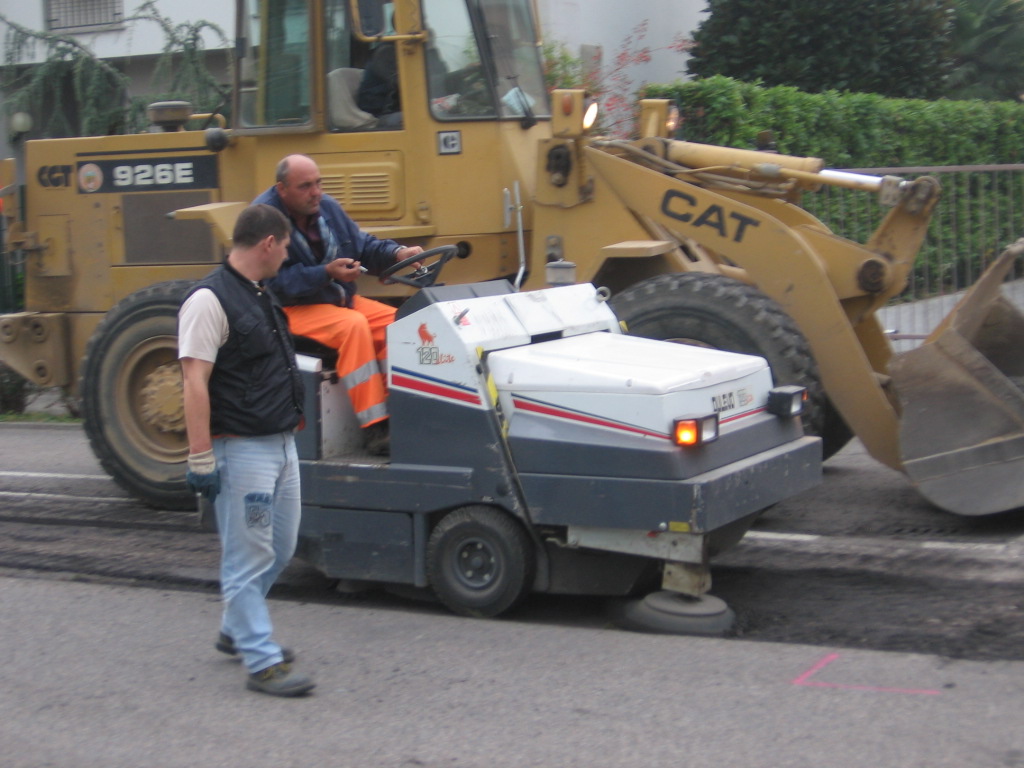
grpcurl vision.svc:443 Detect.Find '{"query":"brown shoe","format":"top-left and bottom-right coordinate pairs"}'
top-left (246, 662), bottom-right (315, 697)
top-left (363, 420), bottom-right (390, 456)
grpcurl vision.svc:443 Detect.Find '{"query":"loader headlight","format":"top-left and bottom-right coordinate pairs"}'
top-left (673, 414), bottom-right (719, 446)
top-left (767, 385), bottom-right (808, 417)
top-left (582, 98), bottom-right (599, 131)
top-left (665, 104), bottom-right (680, 135)
top-left (639, 99), bottom-right (677, 138)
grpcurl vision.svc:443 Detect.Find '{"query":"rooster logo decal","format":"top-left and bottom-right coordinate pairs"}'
top-left (416, 323), bottom-right (454, 364)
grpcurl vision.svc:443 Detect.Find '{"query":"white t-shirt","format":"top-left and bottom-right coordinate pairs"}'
top-left (178, 288), bottom-right (230, 363)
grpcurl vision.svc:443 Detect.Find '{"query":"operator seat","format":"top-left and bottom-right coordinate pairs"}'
top-left (292, 334), bottom-right (338, 370)
top-left (326, 68), bottom-right (378, 131)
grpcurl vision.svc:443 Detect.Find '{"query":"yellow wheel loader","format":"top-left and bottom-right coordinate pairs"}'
top-left (1, 0), bottom-right (1021, 517)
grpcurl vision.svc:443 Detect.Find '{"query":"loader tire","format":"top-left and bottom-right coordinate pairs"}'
top-left (611, 273), bottom-right (852, 460)
top-left (427, 506), bottom-right (535, 618)
top-left (80, 280), bottom-right (196, 510)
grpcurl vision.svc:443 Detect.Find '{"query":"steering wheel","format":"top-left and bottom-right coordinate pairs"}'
top-left (379, 244), bottom-right (459, 288)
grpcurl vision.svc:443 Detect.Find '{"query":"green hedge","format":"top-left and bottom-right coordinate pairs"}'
top-left (644, 75), bottom-right (1024, 167)
top-left (642, 76), bottom-right (1024, 297)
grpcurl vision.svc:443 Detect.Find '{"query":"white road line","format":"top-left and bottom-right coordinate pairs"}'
top-left (0, 471), bottom-right (111, 481)
top-left (740, 530), bottom-right (1021, 561)
top-left (919, 540), bottom-right (1008, 553)
top-left (0, 490), bottom-right (134, 505)
top-left (748, 530), bottom-right (1013, 554)
top-left (746, 531), bottom-right (821, 542)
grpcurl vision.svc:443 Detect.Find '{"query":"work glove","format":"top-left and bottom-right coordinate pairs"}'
top-left (186, 449), bottom-right (221, 502)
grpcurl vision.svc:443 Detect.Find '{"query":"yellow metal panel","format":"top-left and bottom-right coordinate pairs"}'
top-left (0, 158), bottom-right (14, 191)
top-left (318, 152), bottom-right (404, 219)
top-left (35, 215), bottom-right (71, 277)
top-left (600, 241), bottom-right (675, 258)
top-left (174, 202), bottom-right (248, 250)
top-left (0, 312), bottom-right (69, 387)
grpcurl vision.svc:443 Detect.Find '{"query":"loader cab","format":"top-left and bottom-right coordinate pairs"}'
top-left (234, 0), bottom-right (551, 133)
top-left (225, 0), bottom-right (553, 290)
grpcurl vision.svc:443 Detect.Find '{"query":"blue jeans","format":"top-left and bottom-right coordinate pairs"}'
top-left (212, 432), bottom-right (300, 673)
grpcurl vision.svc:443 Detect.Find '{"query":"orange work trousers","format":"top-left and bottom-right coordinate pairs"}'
top-left (283, 296), bottom-right (396, 427)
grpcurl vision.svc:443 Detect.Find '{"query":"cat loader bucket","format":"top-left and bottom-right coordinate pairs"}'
top-left (891, 239), bottom-right (1024, 515)
top-left (576, 127), bottom-right (1024, 517)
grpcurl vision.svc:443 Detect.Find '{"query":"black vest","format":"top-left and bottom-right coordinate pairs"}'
top-left (185, 262), bottom-right (303, 437)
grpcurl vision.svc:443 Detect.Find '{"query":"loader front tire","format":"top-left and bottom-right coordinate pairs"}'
top-left (427, 506), bottom-right (535, 618)
top-left (80, 280), bottom-right (196, 510)
top-left (611, 272), bottom-right (852, 459)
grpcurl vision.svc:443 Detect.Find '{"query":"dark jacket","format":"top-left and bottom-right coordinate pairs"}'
top-left (357, 42), bottom-right (398, 116)
top-left (185, 262), bottom-right (304, 437)
top-left (253, 185), bottom-right (402, 309)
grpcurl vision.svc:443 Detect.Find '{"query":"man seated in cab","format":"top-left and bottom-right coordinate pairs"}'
top-left (253, 154), bottom-right (423, 455)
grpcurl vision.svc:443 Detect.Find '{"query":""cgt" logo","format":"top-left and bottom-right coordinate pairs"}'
top-left (37, 165), bottom-right (73, 187)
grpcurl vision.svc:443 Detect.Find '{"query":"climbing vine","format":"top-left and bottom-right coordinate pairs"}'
top-left (0, 2), bottom-right (229, 137)
top-left (0, 12), bottom-right (128, 136)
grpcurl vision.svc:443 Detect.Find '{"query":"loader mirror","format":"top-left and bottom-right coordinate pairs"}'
top-left (205, 127), bottom-right (232, 153)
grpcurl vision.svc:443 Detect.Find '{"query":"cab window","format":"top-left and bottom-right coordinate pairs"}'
top-left (422, 0), bottom-right (548, 121)
top-left (422, 0), bottom-right (497, 119)
top-left (239, 0), bottom-right (313, 127)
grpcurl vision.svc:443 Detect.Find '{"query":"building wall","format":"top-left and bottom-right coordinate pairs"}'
top-left (0, 0), bottom-right (232, 62)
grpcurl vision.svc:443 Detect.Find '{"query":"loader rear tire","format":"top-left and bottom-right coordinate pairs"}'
top-left (427, 506), bottom-right (535, 618)
top-left (80, 280), bottom-right (196, 510)
top-left (611, 273), bottom-right (852, 459)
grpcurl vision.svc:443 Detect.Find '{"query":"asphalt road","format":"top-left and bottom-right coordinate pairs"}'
top-left (4, 572), bottom-right (1024, 768)
top-left (2, 423), bottom-right (1024, 767)
top-left (2, 422), bottom-right (1024, 663)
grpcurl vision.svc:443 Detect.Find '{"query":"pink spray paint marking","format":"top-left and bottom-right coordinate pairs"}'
top-left (792, 653), bottom-right (942, 696)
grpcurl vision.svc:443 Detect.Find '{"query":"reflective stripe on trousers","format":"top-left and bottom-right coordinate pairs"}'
top-left (282, 296), bottom-right (395, 427)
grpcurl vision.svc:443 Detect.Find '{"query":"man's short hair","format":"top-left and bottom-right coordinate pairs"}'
top-left (275, 154), bottom-right (316, 184)
top-left (275, 156), bottom-right (292, 184)
top-left (232, 204), bottom-right (290, 248)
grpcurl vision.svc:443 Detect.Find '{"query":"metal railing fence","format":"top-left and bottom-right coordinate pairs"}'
top-left (803, 164), bottom-right (1024, 348)
top-left (807, 164), bottom-right (1024, 297)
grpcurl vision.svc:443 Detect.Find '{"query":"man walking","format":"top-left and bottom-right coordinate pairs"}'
top-left (254, 153), bottom-right (423, 455)
top-left (179, 204), bottom-right (314, 697)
